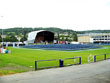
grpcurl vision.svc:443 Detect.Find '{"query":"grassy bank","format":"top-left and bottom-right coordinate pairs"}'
top-left (0, 46), bottom-right (110, 75)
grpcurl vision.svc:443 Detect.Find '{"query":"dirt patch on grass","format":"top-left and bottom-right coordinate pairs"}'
top-left (0, 63), bottom-right (34, 76)
top-left (0, 66), bottom-right (33, 71)
top-left (1, 63), bottom-right (33, 70)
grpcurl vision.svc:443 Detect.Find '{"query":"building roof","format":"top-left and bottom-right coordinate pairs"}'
top-left (78, 33), bottom-right (110, 37)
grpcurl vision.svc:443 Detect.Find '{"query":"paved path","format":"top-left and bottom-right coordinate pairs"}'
top-left (0, 60), bottom-right (110, 83)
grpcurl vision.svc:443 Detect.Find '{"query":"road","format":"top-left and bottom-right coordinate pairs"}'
top-left (0, 59), bottom-right (110, 83)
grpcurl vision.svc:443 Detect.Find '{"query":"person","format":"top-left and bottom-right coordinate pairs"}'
top-left (0, 45), bottom-right (3, 53)
top-left (5, 49), bottom-right (8, 53)
top-left (3, 47), bottom-right (6, 53)
top-left (40, 41), bottom-right (43, 43)
top-left (1, 47), bottom-right (3, 54)
top-left (0, 47), bottom-right (1, 53)
top-left (45, 41), bottom-right (48, 45)
top-left (0, 47), bottom-right (8, 54)
top-left (4, 47), bottom-right (8, 54)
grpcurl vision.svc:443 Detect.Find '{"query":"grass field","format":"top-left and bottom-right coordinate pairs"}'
top-left (0, 46), bottom-right (110, 76)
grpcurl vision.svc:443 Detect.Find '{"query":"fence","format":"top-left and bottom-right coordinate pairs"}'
top-left (35, 53), bottom-right (110, 71)
top-left (35, 57), bottom-right (81, 70)
top-left (62, 57), bottom-right (81, 66)
top-left (94, 53), bottom-right (110, 62)
top-left (35, 59), bottom-right (59, 70)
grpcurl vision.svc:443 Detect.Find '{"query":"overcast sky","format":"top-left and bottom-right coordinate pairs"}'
top-left (0, 0), bottom-right (110, 31)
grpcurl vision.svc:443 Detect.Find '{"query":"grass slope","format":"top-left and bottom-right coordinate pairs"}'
top-left (0, 46), bottom-right (110, 75)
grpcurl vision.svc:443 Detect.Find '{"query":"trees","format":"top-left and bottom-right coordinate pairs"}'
top-left (72, 33), bottom-right (78, 41)
top-left (20, 36), bottom-right (27, 42)
top-left (20, 29), bottom-right (27, 42)
top-left (59, 35), bottom-right (65, 41)
top-left (0, 27), bottom-right (76, 35)
top-left (0, 35), bottom-right (2, 42)
top-left (0, 27), bottom-right (78, 43)
top-left (17, 33), bottom-right (23, 42)
top-left (4, 32), bottom-right (18, 42)
top-left (10, 36), bottom-right (18, 42)
top-left (4, 35), bottom-right (18, 42)
top-left (4, 36), bottom-right (10, 42)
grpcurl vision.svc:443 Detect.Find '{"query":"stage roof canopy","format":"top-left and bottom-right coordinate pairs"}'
top-left (27, 30), bottom-right (54, 43)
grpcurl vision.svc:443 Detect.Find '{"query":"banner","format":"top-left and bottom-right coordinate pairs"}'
top-left (13, 42), bottom-right (15, 48)
top-left (17, 42), bottom-right (19, 48)
top-left (6, 42), bottom-right (8, 47)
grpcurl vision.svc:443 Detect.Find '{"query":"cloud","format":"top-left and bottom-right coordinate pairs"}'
top-left (0, 0), bottom-right (110, 31)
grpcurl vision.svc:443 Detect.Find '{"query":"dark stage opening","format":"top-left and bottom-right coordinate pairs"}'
top-left (34, 31), bottom-right (54, 43)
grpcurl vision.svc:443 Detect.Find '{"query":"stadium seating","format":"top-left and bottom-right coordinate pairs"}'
top-left (22, 44), bottom-right (100, 50)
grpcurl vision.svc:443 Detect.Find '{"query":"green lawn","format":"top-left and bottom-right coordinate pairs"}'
top-left (0, 46), bottom-right (110, 75)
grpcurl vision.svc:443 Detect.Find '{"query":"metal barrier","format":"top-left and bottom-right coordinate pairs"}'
top-left (35, 59), bottom-right (59, 70)
top-left (35, 57), bottom-right (81, 70)
top-left (62, 57), bottom-right (81, 66)
top-left (94, 53), bottom-right (109, 62)
top-left (35, 53), bottom-right (109, 71)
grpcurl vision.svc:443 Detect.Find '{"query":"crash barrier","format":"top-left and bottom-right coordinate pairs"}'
top-left (94, 53), bottom-right (110, 62)
top-left (35, 57), bottom-right (81, 70)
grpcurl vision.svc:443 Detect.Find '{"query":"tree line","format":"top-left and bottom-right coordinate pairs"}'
top-left (1, 27), bottom-right (110, 42)
top-left (0, 32), bottom-right (27, 42)
top-left (0, 27), bottom-right (76, 35)
top-left (0, 27), bottom-right (77, 42)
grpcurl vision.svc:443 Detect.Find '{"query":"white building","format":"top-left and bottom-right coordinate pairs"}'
top-left (78, 33), bottom-right (110, 44)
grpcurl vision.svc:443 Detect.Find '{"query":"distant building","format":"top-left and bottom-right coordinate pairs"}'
top-left (78, 33), bottom-right (110, 44)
